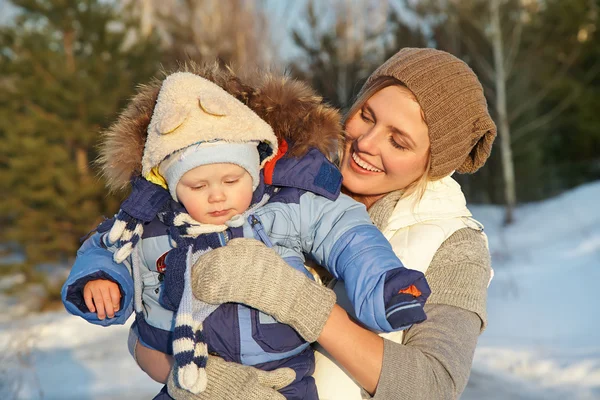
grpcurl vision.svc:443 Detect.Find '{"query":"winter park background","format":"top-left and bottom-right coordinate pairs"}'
top-left (1, 0), bottom-right (600, 399)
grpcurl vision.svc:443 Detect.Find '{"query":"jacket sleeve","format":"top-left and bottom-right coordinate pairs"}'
top-left (61, 232), bottom-right (134, 326)
top-left (298, 192), bottom-right (430, 333)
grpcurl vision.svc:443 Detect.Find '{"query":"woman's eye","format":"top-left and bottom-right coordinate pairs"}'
top-left (359, 109), bottom-right (374, 123)
top-left (388, 136), bottom-right (407, 151)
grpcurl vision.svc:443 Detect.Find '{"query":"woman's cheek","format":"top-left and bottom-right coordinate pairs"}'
top-left (344, 117), bottom-right (363, 140)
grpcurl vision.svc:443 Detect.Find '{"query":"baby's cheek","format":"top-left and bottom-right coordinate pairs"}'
top-left (186, 198), bottom-right (207, 220)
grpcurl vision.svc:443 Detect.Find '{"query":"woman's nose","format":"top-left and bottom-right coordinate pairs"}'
top-left (356, 126), bottom-right (384, 154)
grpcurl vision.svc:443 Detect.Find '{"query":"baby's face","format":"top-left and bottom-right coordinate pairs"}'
top-left (176, 163), bottom-right (254, 225)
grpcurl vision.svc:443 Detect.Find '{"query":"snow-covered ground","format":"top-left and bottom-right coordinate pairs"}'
top-left (1, 181), bottom-right (599, 399)
top-left (0, 313), bottom-right (162, 400)
top-left (463, 181), bottom-right (600, 400)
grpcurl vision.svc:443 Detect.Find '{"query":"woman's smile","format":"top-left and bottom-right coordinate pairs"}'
top-left (350, 149), bottom-right (384, 173)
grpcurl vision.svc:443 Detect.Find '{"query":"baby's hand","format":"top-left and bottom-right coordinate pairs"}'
top-left (83, 279), bottom-right (121, 320)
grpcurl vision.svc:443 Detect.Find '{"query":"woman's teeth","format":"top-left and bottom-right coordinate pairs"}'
top-left (352, 151), bottom-right (382, 172)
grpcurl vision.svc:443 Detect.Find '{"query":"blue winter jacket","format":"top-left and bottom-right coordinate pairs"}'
top-left (62, 148), bottom-right (430, 380)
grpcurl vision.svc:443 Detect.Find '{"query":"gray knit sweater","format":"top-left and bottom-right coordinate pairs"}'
top-left (363, 191), bottom-right (492, 400)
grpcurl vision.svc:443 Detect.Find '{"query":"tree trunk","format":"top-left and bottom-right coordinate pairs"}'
top-left (63, 29), bottom-right (76, 73)
top-left (76, 147), bottom-right (90, 179)
top-left (140, 0), bottom-right (154, 38)
top-left (490, 0), bottom-right (516, 224)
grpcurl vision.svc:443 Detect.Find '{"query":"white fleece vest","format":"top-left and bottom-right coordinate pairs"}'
top-left (312, 176), bottom-right (486, 400)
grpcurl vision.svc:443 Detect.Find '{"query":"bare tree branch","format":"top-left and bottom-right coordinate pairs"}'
top-left (461, 32), bottom-right (496, 82)
top-left (509, 47), bottom-right (581, 123)
top-left (513, 61), bottom-right (600, 141)
top-left (504, 7), bottom-right (523, 76)
top-left (512, 89), bottom-right (580, 141)
top-left (482, 82), bottom-right (497, 106)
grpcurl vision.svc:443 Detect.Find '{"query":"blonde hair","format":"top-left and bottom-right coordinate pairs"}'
top-left (340, 76), bottom-right (432, 201)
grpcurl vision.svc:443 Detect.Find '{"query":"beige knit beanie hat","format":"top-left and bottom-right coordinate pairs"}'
top-left (142, 72), bottom-right (278, 180)
top-left (361, 48), bottom-right (497, 180)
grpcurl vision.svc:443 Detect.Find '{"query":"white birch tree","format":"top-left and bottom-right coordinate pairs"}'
top-left (490, 0), bottom-right (517, 223)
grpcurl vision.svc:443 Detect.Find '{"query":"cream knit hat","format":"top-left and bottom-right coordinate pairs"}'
top-left (141, 72), bottom-right (278, 180)
top-left (360, 48), bottom-right (497, 180)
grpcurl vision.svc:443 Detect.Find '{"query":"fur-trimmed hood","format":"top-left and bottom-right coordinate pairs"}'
top-left (97, 62), bottom-right (342, 192)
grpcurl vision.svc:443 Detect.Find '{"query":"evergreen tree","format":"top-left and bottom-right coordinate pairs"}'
top-left (0, 0), bottom-right (163, 272)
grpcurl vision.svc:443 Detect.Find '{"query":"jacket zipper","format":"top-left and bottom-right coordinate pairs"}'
top-left (248, 215), bottom-right (274, 248)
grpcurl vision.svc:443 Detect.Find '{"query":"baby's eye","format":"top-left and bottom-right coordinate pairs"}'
top-left (225, 179), bottom-right (239, 185)
top-left (192, 185), bottom-right (206, 190)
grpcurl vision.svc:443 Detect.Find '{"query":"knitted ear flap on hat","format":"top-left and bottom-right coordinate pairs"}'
top-left (457, 117), bottom-right (497, 174)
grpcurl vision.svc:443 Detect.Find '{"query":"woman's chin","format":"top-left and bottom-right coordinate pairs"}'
top-left (342, 170), bottom-right (379, 196)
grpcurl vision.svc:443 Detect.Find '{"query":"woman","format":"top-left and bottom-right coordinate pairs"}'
top-left (170, 47), bottom-right (496, 400)
top-left (311, 47), bottom-right (495, 399)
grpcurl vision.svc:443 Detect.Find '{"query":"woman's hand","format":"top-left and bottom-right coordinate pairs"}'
top-left (167, 355), bottom-right (295, 400)
top-left (191, 238), bottom-right (336, 342)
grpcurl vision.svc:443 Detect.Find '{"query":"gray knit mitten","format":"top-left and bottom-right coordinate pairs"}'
top-left (167, 356), bottom-right (294, 400)
top-left (191, 238), bottom-right (336, 343)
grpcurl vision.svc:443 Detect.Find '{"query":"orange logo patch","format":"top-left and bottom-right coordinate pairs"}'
top-left (399, 285), bottom-right (422, 298)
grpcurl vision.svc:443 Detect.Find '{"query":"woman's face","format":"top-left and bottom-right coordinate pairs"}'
top-left (340, 85), bottom-right (430, 201)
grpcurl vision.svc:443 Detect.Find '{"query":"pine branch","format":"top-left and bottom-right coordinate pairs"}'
top-left (512, 61), bottom-right (600, 141)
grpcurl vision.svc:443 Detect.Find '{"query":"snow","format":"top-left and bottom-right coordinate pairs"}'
top-left (1, 181), bottom-right (599, 399)
top-left (0, 313), bottom-right (163, 399)
top-left (463, 181), bottom-right (600, 400)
